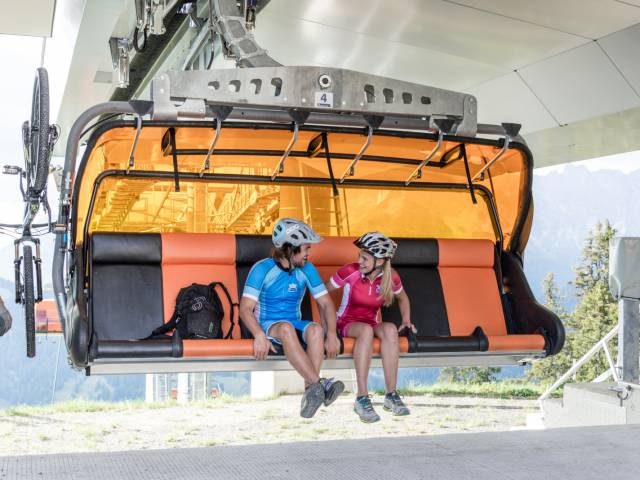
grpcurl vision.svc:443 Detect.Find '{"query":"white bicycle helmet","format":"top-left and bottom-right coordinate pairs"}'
top-left (354, 231), bottom-right (397, 259)
top-left (272, 218), bottom-right (322, 248)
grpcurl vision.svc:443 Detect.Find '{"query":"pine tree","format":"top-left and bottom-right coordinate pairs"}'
top-left (528, 221), bottom-right (618, 384)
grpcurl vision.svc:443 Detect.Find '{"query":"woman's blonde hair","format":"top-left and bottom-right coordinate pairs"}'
top-left (379, 259), bottom-right (395, 307)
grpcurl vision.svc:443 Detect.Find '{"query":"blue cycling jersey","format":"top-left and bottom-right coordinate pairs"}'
top-left (242, 258), bottom-right (327, 324)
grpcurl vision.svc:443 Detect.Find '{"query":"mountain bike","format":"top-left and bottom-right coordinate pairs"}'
top-left (3, 68), bottom-right (59, 357)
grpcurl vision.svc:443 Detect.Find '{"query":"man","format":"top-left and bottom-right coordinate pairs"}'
top-left (239, 218), bottom-right (344, 418)
top-left (0, 295), bottom-right (12, 337)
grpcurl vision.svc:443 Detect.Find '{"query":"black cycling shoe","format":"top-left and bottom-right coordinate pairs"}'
top-left (300, 382), bottom-right (325, 418)
top-left (320, 377), bottom-right (345, 406)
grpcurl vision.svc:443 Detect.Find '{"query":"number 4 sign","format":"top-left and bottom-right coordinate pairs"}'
top-left (315, 92), bottom-right (334, 108)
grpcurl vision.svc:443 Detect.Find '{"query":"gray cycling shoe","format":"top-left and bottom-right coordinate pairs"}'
top-left (354, 395), bottom-right (380, 423)
top-left (383, 390), bottom-right (410, 416)
top-left (300, 382), bottom-right (325, 418)
top-left (320, 377), bottom-right (345, 406)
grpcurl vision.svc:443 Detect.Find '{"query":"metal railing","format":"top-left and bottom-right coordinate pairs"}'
top-left (538, 324), bottom-right (620, 410)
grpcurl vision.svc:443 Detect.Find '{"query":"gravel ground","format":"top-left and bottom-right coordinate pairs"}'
top-left (0, 394), bottom-right (537, 456)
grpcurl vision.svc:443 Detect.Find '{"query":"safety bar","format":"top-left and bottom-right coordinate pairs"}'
top-left (405, 128), bottom-right (443, 186)
top-left (200, 118), bottom-right (221, 176)
top-left (271, 122), bottom-right (300, 180)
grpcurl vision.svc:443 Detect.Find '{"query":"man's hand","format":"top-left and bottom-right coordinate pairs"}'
top-left (324, 332), bottom-right (340, 359)
top-left (253, 332), bottom-right (276, 360)
top-left (398, 321), bottom-right (417, 334)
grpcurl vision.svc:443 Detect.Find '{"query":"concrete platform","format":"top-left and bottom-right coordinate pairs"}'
top-left (2, 424), bottom-right (640, 480)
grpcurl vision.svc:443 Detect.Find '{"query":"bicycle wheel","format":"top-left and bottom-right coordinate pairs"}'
top-left (28, 68), bottom-right (50, 195)
top-left (23, 245), bottom-right (36, 358)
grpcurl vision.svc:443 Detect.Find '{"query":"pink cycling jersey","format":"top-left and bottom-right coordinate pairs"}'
top-left (330, 263), bottom-right (403, 336)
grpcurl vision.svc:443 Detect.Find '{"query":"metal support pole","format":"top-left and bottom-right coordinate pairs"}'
top-left (618, 298), bottom-right (640, 383)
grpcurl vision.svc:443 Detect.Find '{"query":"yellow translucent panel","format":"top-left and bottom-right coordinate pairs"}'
top-left (76, 126), bottom-right (529, 248)
top-left (86, 177), bottom-right (497, 242)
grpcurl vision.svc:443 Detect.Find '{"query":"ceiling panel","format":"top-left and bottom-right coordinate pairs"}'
top-left (261, 0), bottom-right (586, 70)
top-left (256, 10), bottom-right (508, 91)
top-left (524, 106), bottom-right (640, 167)
top-left (0, 0), bottom-right (56, 37)
top-left (449, 0), bottom-right (640, 39)
top-left (464, 73), bottom-right (557, 133)
top-left (518, 41), bottom-right (640, 125)
top-left (599, 24), bottom-right (640, 96)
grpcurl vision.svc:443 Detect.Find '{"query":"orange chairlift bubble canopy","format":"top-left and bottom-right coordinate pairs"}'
top-left (72, 122), bottom-right (532, 252)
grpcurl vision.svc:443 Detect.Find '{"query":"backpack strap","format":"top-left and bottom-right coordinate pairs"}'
top-left (146, 310), bottom-right (179, 339)
top-left (209, 281), bottom-right (238, 340)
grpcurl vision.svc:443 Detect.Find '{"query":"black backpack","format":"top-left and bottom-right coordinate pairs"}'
top-left (149, 282), bottom-right (236, 339)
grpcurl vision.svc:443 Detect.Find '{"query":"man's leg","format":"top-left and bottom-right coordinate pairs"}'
top-left (374, 322), bottom-right (400, 392)
top-left (347, 322), bottom-right (374, 397)
top-left (303, 323), bottom-right (325, 378)
top-left (269, 322), bottom-right (319, 387)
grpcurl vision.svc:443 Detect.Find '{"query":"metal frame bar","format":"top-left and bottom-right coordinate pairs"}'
top-left (405, 127), bottom-right (443, 186)
top-left (126, 114), bottom-right (143, 173)
top-left (339, 125), bottom-right (372, 183)
top-left (200, 118), bottom-right (221, 176)
top-left (271, 122), bottom-right (299, 180)
top-left (472, 135), bottom-right (510, 183)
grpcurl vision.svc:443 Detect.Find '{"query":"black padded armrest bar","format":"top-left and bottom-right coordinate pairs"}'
top-left (406, 326), bottom-right (488, 353)
top-left (93, 337), bottom-right (182, 359)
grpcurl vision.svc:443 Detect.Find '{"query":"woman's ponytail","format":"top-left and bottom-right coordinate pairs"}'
top-left (379, 260), bottom-right (395, 307)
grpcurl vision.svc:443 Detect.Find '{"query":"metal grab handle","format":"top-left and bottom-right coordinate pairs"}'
top-left (126, 114), bottom-right (143, 173)
top-left (200, 118), bottom-right (222, 176)
top-left (405, 128), bottom-right (443, 186)
top-left (471, 123), bottom-right (520, 182)
top-left (271, 122), bottom-right (299, 180)
top-left (471, 135), bottom-right (509, 182)
top-left (339, 125), bottom-right (373, 183)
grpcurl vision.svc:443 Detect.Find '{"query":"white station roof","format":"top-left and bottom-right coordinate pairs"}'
top-left (34, 1), bottom-right (640, 167)
top-left (0, 0), bottom-right (56, 37)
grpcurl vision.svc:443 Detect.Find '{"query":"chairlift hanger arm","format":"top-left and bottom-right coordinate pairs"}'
top-left (271, 122), bottom-right (299, 180)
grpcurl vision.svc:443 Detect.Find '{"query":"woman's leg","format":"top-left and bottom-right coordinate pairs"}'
top-left (374, 322), bottom-right (400, 393)
top-left (346, 322), bottom-right (374, 397)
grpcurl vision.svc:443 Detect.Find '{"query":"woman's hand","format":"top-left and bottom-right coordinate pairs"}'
top-left (398, 321), bottom-right (417, 334)
top-left (253, 332), bottom-right (276, 360)
top-left (324, 332), bottom-right (340, 359)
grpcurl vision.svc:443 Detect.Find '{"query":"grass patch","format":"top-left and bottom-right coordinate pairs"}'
top-left (0, 393), bottom-right (281, 417)
top-left (372, 381), bottom-right (562, 399)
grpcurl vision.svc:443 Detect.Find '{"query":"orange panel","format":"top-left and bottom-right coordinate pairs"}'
top-left (341, 337), bottom-right (409, 355)
top-left (162, 233), bottom-right (236, 265)
top-left (438, 267), bottom-right (507, 336)
top-left (438, 239), bottom-right (495, 268)
top-left (488, 334), bottom-right (545, 351)
top-left (162, 264), bottom-right (240, 338)
top-left (308, 237), bottom-right (358, 266)
top-left (183, 339), bottom-right (255, 357)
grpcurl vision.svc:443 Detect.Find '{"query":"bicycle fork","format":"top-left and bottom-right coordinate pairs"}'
top-left (14, 238), bottom-right (43, 304)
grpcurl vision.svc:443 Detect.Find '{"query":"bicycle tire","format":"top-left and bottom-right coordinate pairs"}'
top-left (23, 246), bottom-right (36, 358)
top-left (29, 68), bottom-right (50, 195)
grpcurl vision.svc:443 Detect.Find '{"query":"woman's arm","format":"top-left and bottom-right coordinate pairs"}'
top-left (396, 290), bottom-right (417, 333)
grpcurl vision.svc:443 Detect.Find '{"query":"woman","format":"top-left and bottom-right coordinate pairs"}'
top-left (326, 232), bottom-right (416, 423)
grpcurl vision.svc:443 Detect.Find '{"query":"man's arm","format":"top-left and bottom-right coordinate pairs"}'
top-left (239, 296), bottom-right (275, 360)
top-left (315, 293), bottom-right (340, 359)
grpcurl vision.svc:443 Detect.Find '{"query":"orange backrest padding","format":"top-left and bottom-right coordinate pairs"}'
top-left (438, 239), bottom-right (495, 268)
top-left (161, 233), bottom-right (240, 338)
top-left (308, 237), bottom-right (358, 266)
top-left (162, 233), bottom-right (236, 265)
top-left (438, 267), bottom-right (506, 336)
